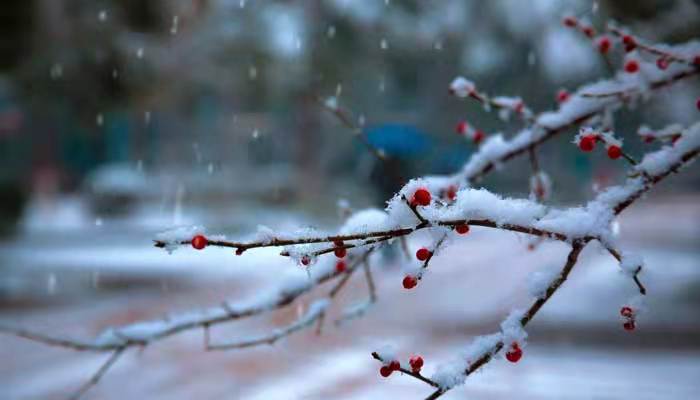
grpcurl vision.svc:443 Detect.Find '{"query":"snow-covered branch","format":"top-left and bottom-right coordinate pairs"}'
top-left (0, 250), bottom-right (375, 352)
top-left (206, 299), bottom-right (329, 350)
top-left (3, 15), bottom-right (699, 400)
top-left (372, 123), bottom-right (700, 398)
top-left (3, 123), bottom-right (698, 399)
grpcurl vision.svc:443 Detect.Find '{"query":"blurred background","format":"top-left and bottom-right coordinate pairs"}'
top-left (1, 0), bottom-right (699, 399)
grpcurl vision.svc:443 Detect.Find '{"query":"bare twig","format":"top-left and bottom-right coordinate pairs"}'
top-left (206, 300), bottom-right (328, 350)
top-left (455, 86), bottom-right (535, 125)
top-left (371, 352), bottom-right (440, 388)
top-left (362, 258), bottom-right (377, 302)
top-left (69, 347), bottom-right (126, 400)
top-left (318, 96), bottom-right (407, 186)
top-left (334, 256), bottom-right (378, 325)
top-left (602, 244), bottom-right (647, 295)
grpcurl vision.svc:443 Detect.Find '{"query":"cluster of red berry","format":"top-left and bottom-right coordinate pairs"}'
top-left (505, 342), bottom-right (523, 363)
top-left (577, 132), bottom-right (622, 160)
top-left (334, 240), bottom-right (347, 273)
top-left (563, 15), bottom-right (594, 37)
top-left (403, 188), bottom-right (471, 290)
top-left (379, 355), bottom-right (424, 377)
top-left (455, 120), bottom-right (485, 144)
top-left (563, 17), bottom-right (700, 113)
top-left (620, 306), bottom-right (636, 331)
top-left (562, 16), bottom-right (683, 75)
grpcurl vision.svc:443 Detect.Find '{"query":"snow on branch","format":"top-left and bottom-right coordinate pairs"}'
top-left (370, 124), bottom-right (700, 399)
top-left (450, 37), bottom-right (698, 184)
top-left (2, 17), bottom-right (699, 400)
top-left (206, 299), bottom-right (329, 350)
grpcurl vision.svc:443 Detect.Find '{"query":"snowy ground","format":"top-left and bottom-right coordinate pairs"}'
top-left (1, 194), bottom-right (699, 399)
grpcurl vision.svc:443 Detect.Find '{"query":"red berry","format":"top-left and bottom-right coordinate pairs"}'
top-left (416, 247), bottom-right (431, 261)
top-left (505, 343), bottom-right (523, 363)
top-left (334, 247), bottom-right (347, 258)
top-left (656, 57), bottom-right (669, 70)
top-left (473, 130), bottom-right (485, 144)
top-left (696, 97), bottom-right (700, 111)
top-left (694, 55), bottom-right (700, 66)
top-left (412, 188), bottom-right (432, 206)
top-left (624, 60), bottom-right (639, 73)
top-left (623, 320), bottom-right (636, 331)
top-left (514, 101), bottom-right (524, 114)
top-left (597, 36), bottom-right (611, 54)
top-left (191, 235), bottom-right (208, 250)
top-left (235, 248), bottom-right (244, 255)
top-left (622, 35), bottom-right (636, 52)
top-left (562, 16), bottom-right (577, 27)
top-left (607, 145), bottom-right (622, 160)
top-left (620, 306), bottom-right (634, 318)
top-left (335, 260), bottom-right (346, 273)
top-left (409, 356), bottom-right (424, 373)
top-left (455, 224), bottom-right (470, 235)
top-left (379, 365), bottom-right (393, 377)
top-left (556, 89), bottom-right (569, 103)
top-left (333, 239), bottom-right (344, 247)
top-left (643, 135), bottom-right (655, 143)
top-left (534, 183), bottom-right (545, 198)
top-left (403, 275), bottom-right (417, 289)
top-left (301, 256), bottom-right (311, 266)
top-left (456, 121), bottom-right (468, 134)
top-left (446, 185), bottom-right (457, 201)
top-left (578, 135), bottom-right (596, 152)
top-left (389, 360), bottom-right (401, 371)
top-left (581, 25), bottom-right (595, 38)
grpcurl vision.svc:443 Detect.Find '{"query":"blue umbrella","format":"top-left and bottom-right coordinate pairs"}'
top-left (364, 124), bottom-right (432, 159)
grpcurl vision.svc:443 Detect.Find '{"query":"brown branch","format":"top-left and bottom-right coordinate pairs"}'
top-left (0, 252), bottom-right (374, 354)
top-left (608, 26), bottom-right (700, 66)
top-left (620, 149), bottom-right (638, 166)
top-left (318, 96), bottom-right (406, 186)
top-left (0, 326), bottom-right (114, 352)
top-left (206, 300), bottom-right (328, 350)
top-left (362, 258), bottom-right (377, 302)
top-left (378, 140), bottom-right (700, 398)
top-left (581, 69), bottom-right (699, 99)
top-left (156, 217), bottom-right (574, 256)
top-left (458, 88), bottom-right (534, 125)
top-left (614, 148), bottom-right (700, 215)
top-left (319, 96), bottom-right (388, 162)
top-left (286, 234), bottom-right (395, 258)
top-left (603, 244), bottom-right (647, 295)
top-left (334, 256), bottom-right (378, 325)
top-left (404, 242), bottom-right (587, 400)
top-left (528, 147), bottom-right (540, 173)
top-left (371, 352), bottom-right (440, 388)
top-left (403, 195), bottom-right (429, 225)
top-left (418, 233), bottom-right (448, 275)
top-left (461, 66), bottom-right (696, 184)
